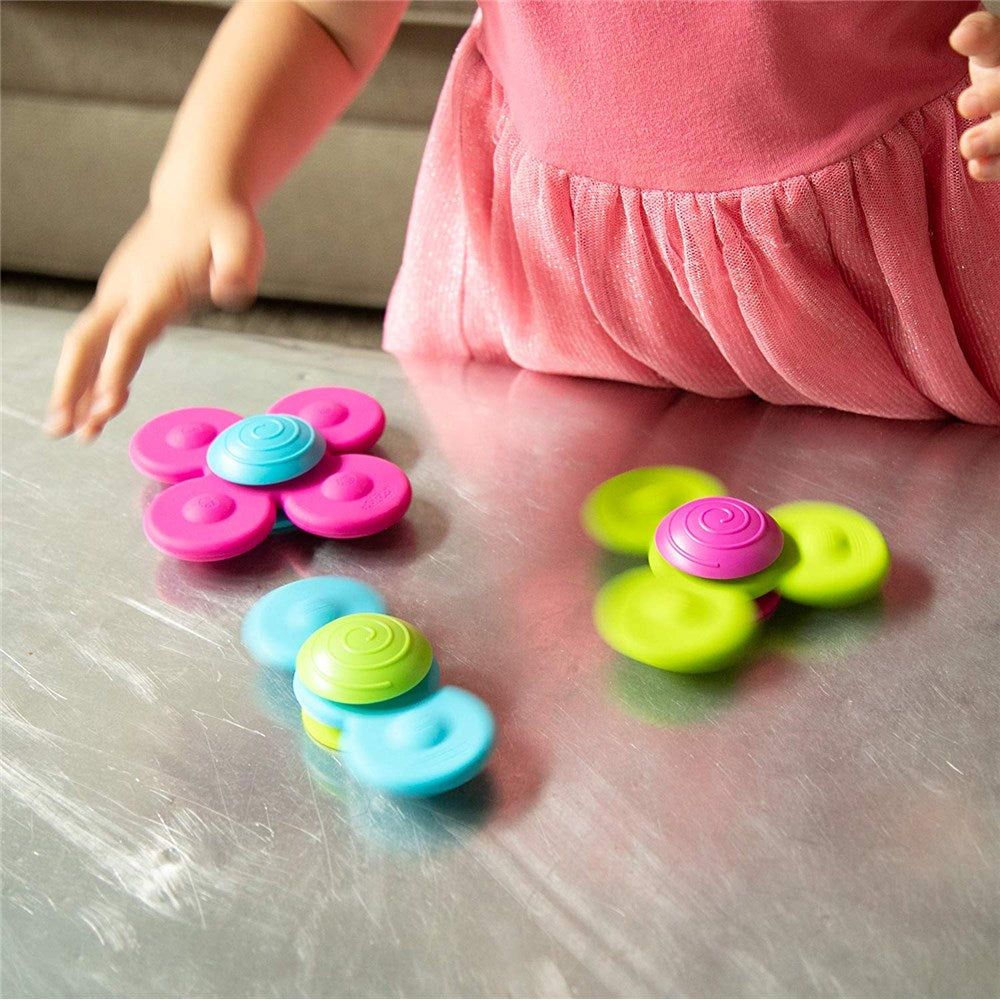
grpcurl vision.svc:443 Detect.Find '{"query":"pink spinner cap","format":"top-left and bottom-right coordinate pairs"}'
top-left (268, 387), bottom-right (385, 453)
top-left (654, 496), bottom-right (784, 580)
top-left (143, 474), bottom-right (276, 561)
top-left (129, 407), bottom-right (242, 483)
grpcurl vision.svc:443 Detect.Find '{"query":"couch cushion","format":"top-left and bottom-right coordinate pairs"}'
top-left (0, 0), bottom-right (473, 126)
top-left (1, 93), bottom-right (426, 306)
top-left (164, 0), bottom-right (475, 26)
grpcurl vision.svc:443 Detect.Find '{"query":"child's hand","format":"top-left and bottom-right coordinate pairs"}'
top-left (44, 0), bottom-right (405, 442)
top-left (951, 8), bottom-right (1000, 180)
top-left (45, 196), bottom-right (264, 441)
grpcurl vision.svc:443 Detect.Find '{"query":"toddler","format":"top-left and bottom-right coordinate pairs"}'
top-left (44, 1), bottom-right (1000, 436)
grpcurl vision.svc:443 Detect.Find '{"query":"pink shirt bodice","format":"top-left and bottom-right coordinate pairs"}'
top-left (477, 0), bottom-right (978, 190)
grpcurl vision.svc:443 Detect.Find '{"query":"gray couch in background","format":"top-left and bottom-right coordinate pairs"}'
top-left (1, 1), bottom-right (475, 308)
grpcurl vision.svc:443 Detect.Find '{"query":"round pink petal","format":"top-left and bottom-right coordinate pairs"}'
top-left (268, 387), bottom-right (385, 453)
top-left (144, 474), bottom-right (276, 561)
top-left (281, 452), bottom-right (411, 538)
top-left (129, 407), bottom-right (242, 484)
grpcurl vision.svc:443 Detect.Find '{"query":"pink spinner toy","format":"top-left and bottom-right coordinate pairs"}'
top-left (129, 387), bottom-right (411, 561)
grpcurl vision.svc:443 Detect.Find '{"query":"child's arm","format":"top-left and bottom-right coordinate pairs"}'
top-left (45, 0), bottom-right (408, 442)
top-left (951, 6), bottom-right (1000, 181)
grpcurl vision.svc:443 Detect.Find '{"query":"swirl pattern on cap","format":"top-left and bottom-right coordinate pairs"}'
top-left (296, 613), bottom-right (432, 705)
top-left (655, 497), bottom-right (784, 580)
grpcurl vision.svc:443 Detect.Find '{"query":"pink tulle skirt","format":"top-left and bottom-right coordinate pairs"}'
top-left (384, 12), bottom-right (1000, 423)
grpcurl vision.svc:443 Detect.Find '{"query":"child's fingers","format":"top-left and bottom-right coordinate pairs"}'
top-left (969, 154), bottom-right (1000, 181)
top-left (80, 293), bottom-right (179, 439)
top-left (961, 118), bottom-right (1000, 160)
top-left (958, 75), bottom-right (1000, 119)
top-left (950, 11), bottom-right (1000, 66)
top-left (73, 388), bottom-right (97, 443)
top-left (209, 208), bottom-right (264, 310)
top-left (46, 301), bottom-right (118, 437)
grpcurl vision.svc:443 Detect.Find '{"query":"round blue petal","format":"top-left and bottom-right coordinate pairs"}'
top-left (242, 576), bottom-right (387, 671)
top-left (344, 687), bottom-right (495, 797)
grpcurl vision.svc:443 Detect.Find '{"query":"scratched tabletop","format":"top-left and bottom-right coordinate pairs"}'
top-left (2, 304), bottom-right (998, 999)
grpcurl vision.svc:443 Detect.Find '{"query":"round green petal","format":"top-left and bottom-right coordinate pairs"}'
top-left (594, 567), bottom-right (758, 673)
top-left (301, 710), bottom-right (342, 750)
top-left (581, 466), bottom-right (726, 554)
top-left (769, 501), bottom-right (889, 608)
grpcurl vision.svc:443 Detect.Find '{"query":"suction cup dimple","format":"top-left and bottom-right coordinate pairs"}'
top-left (344, 687), bottom-right (495, 796)
top-left (770, 502), bottom-right (890, 607)
top-left (581, 466), bottom-right (726, 555)
top-left (594, 566), bottom-right (758, 673)
top-left (143, 475), bottom-right (275, 562)
top-left (241, 576), bottom-right (388, 672)
top-left (129, 407), bottom-right (242, 483)
top-left (281, 452), bottom-right (411, 538)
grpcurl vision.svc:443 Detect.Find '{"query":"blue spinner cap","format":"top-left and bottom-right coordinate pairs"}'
top-left (207, 414), bottom-right (325, 486)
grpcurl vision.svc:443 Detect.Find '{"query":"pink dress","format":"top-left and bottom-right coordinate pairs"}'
top-left (383, 1), bottom-right (1000, 423)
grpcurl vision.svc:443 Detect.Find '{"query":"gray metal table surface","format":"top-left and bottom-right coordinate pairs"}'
top-left (2, 303), bottom-right (998, 999)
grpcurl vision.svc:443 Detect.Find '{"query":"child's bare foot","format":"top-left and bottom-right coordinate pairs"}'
top-left (951, 9), bottom-right (1000, 181)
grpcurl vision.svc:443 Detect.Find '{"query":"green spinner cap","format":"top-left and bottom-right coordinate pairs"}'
top-left (295, 613), bottom-right (433, 705)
